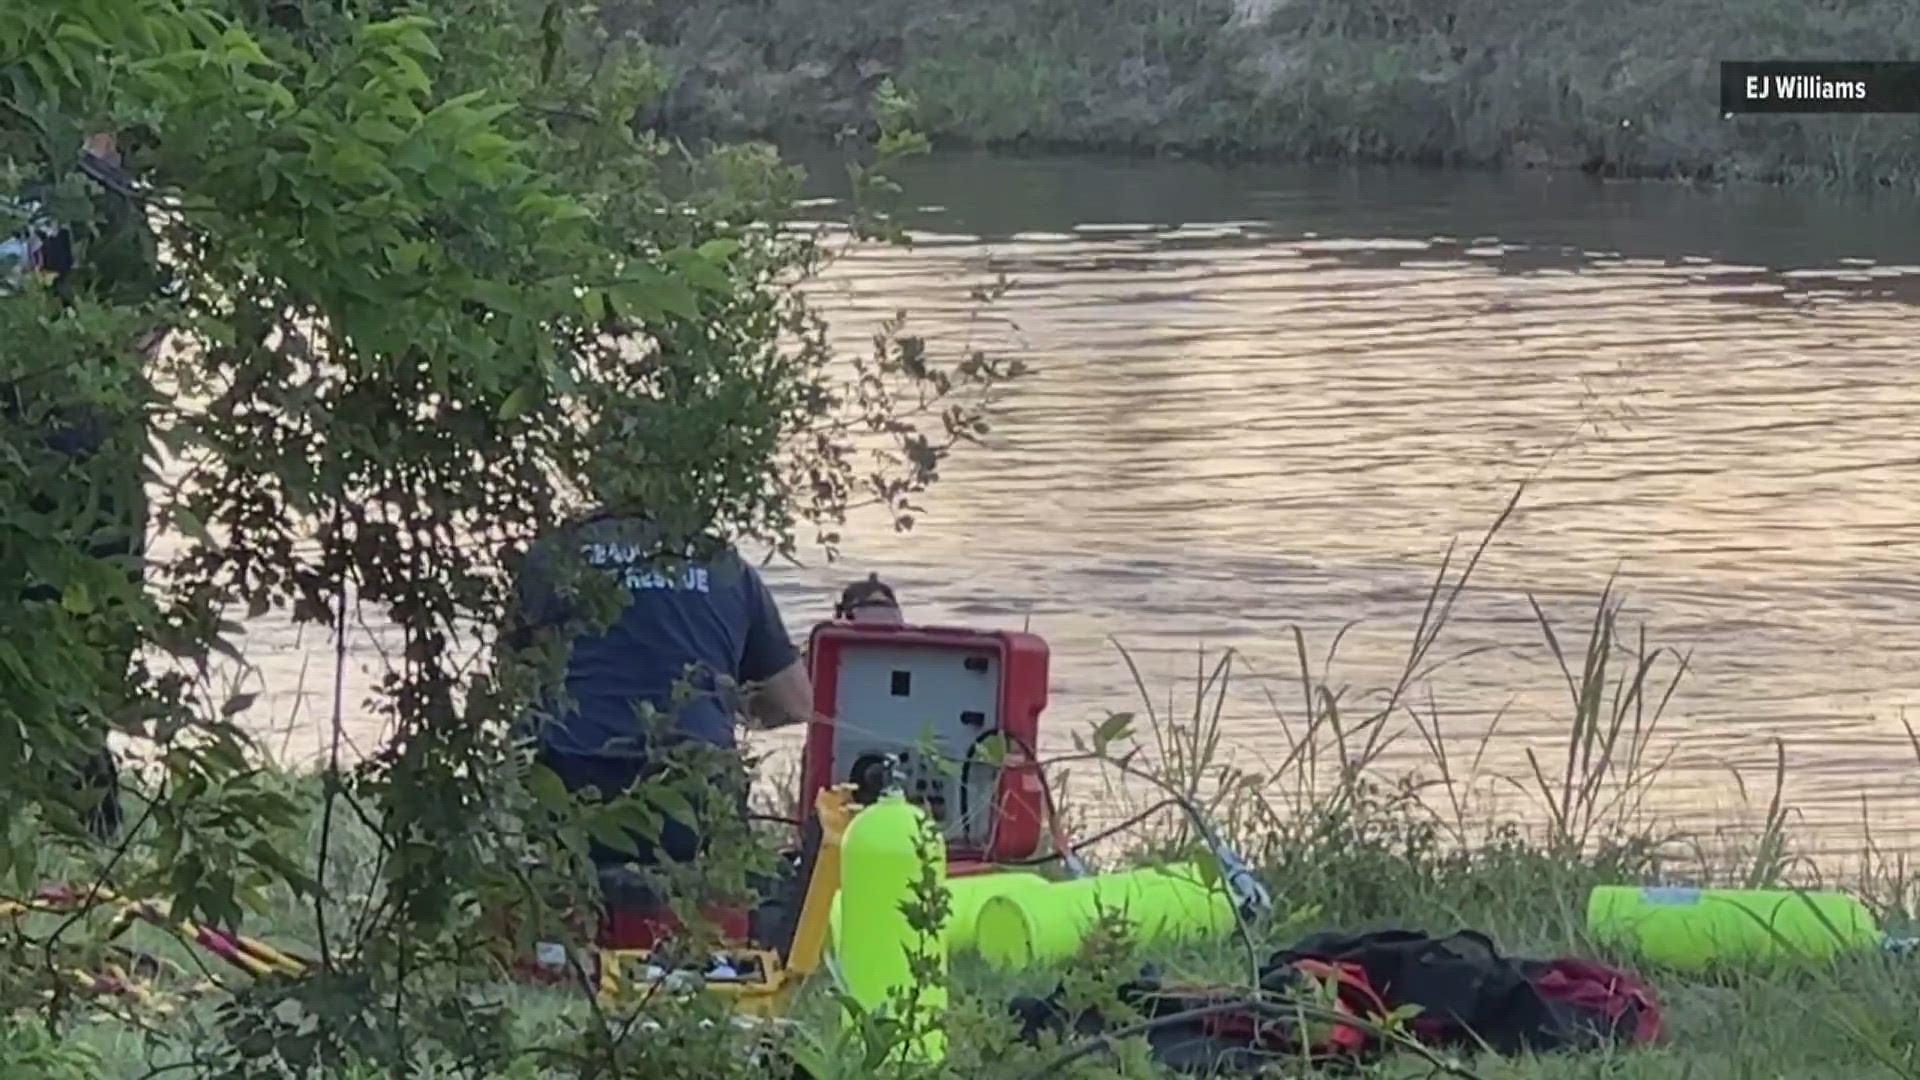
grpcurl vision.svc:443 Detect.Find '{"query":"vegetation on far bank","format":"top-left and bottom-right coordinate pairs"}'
top-left (636, 0), bottom-right (1920, 187)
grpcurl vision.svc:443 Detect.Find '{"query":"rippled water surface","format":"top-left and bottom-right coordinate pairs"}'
top-left (245, 152), bottom-right (1920, 847)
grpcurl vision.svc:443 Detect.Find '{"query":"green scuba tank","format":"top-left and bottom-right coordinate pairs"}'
top-left (974, 861), bottom-right (1235, 969)
top-left (830, 869), bottom-right (1048, 956)
top-left (838, 786), bottom-right (950, 1061)
top-left (1587, 885), bottom-right (1882, 970)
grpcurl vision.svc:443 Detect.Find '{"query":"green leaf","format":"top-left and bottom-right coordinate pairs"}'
top-left (458, 130), bottom-right (513, 160)
top-left (178, 8), bottom-right (223, 46)
top-left (395, 27), bottom-right (441, 59)
top-left (498, 384), bottom-right (540, 421)
top-left (696, 237), bottom-right (741, 261)
top-left (541, 354), bottom-right (579, 397)
top-left (464, 278), bottom-right (522, 312)
top-left (0, 642), bottom-right (30, 681)
top-left (388, 137), bottom-right (435, 173)
top-left (168, 499), bottom-right (214, 541)
top-left (643, 784), bottom-right (696, 827)
top-left (585, 815), bottom-right (639, 856)
top-left (25, 53), bottom-right (62, 94)
top-left (662, 247), bottom-right (735, 293)
top-left (45, 38), bottom-right (80, 85)
top-left (60, 582), bottom-right (94, 615)
top-left (53, 21), bottom-right (111, 52)
top-left (423, 89), bottom-right (488, 124)
top-left (1090, 711), bottom-right (1135, 754)
top-left (682, 258), bottom-right (733, 295)
top-left (611, 276), bottom-right (699, 322)
top-left (352, 116), bottom-right (409, 144)
top-left (217, 26), bottom-right (272, 68)
top-left (423, 164), bottom-right (460, 198)
top-left (209, 634), bottom-right (244, 664)
top-left (470, 101), bottom-right (517, 126)
top-left (385, 53), bottom-right (432, 96)
top-left (387, 240), bottom-right (431, 272)
top-left (528, 765), bottom-right (570, 813)
top-left (322, 141), bottom-right (386, 184)
top-left (970, 732), bottom-right (1008, 768)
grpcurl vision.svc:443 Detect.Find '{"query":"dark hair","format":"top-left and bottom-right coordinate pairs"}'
top-left (835, 573), bottom-right (898, 619)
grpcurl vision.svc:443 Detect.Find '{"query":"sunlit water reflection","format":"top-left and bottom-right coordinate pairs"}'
top-left (224, 153), bottom-right (1920, 853)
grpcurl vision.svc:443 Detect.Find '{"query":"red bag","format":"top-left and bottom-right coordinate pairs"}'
top-left (1528, 957), bottom-right (1662, 1046)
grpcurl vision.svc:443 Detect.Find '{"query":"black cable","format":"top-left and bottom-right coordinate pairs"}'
top-left (993, 798), bottom-right (1183, 867)
top-left (960, 727), bottom-right (1075, 862)
top-left (957, 728), bottom-right (995, 843)
top-left (1069, 752), bottom-right (1271, 984)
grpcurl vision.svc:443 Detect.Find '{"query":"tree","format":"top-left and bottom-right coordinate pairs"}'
top-left (1, 0), bottom-right (1011, 1069)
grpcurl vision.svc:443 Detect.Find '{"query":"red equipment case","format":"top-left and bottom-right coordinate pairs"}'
top-left (799, 622), bottom-right (1052, 868)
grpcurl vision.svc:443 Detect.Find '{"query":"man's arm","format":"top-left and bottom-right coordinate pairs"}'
top-left (502, 537), bottom-right (570, 653)
top-left (737, 561), bottom-right (812, 730)
top-left (745, 658), bottom-right (814, 731)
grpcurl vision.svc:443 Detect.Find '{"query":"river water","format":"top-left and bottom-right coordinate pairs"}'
top-left (244, 151), bottom-right (1920, 852)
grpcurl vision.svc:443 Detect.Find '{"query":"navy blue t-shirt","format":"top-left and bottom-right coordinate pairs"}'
top-left (513, 517), bottom-right (798, 756)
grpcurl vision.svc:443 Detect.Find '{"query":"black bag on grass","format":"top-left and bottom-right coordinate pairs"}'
top-left (1009, 928), bottom-right (1661, 1074)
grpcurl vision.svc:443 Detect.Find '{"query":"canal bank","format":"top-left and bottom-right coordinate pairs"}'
top-left (626, 0), bottom-right (1920, 186)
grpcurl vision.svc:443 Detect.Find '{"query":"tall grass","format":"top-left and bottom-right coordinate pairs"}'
top-left (31, 486), bottom-right (1920, 1078)
top-left (1068, 486), bottom-right (1919, 936)
top-left (996, 488), bottom-right (1920, 1079)
top-left (1517, 573), bottom-right (1686, 856)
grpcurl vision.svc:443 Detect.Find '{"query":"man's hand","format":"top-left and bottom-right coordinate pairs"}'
top-left (744, 659), bottom-right (815, 730)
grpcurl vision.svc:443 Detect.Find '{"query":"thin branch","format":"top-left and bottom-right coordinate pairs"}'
top-left (314, 502), bottom-right (350, 971)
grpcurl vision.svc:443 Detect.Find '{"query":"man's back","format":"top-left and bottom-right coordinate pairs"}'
top-left (515, 515), bottom-right (797, 756)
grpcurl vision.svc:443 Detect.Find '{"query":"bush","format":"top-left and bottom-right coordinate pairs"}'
top-left (0, 1020), bottom-right (102, 1080)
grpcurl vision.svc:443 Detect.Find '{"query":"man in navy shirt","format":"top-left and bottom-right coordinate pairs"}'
top-left (509, 513), bottom-right (814, 867)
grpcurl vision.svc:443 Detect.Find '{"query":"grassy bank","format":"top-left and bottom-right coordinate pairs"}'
top-left (35, 734), bottom-right (1920, 1079)
top-left (630, 0), bottom-right (1920, 186)
top-left (15, 511), bottom-right (1920, 1068)
top-left (21, 553), bottom-right (1920, 1077)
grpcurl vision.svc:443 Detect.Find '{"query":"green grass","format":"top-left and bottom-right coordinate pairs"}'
top-left (630, 0), bottom-right (1920, 187)
top-left (18, 495), bottom-right (1920, 1077)
top-left (41, 803), bottom-right (1920, 1079)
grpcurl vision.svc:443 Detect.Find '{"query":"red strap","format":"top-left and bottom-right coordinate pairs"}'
top-left (1201, 1003), bottom-right (1366, 1056)
top-left (1534, 959), bottom-right (1663, 1044)
top-left (1182, 960), bottom-right (1385, 1058)
top-left (1292, 958), bottom-right (1391, 1017)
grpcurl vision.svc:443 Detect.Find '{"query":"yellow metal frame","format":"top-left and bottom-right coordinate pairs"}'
top-left (2, 786), bottom-right (862, 1016)
top-left (0, 886), bottom-right (310, 986)
top-left (597, 783), bottom-right (858, 1015)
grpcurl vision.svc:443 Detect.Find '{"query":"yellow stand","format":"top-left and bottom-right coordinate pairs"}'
top-left (597, 784), bottom-right (857, 1014)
